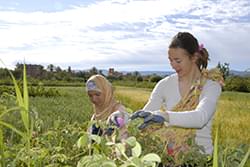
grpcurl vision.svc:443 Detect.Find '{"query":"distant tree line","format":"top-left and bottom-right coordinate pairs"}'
top-left (0, 63), bottom-right (164, 86)
top-left (0, 62), bottom-right (249, 92)
top-left (217, 62), bottom-right (250, 92)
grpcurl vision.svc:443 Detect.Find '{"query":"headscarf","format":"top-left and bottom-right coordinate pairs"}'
top-left (86, 75), bottom-right (120, 121)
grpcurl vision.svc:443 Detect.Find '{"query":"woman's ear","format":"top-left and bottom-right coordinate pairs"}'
top-left (191, 52), bottom-right (199, 63)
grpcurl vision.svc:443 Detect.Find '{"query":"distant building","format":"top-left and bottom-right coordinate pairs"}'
top-left (108, 68), bottom-right (115, 76)
top-left (26, 64), bottom-right (44, 77)
top-left (16, 63), bottom-right (45, 78)
top-left (108, 68), bottom-right (123, 78)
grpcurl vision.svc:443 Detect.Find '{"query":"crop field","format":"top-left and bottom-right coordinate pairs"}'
top-left (115, 86), bottom-right (250, 147)
top-left (1, 85), bottom-right (250, 166)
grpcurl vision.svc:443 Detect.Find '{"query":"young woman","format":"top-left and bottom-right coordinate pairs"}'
top-left (86, 74), bottom-right (129, 140)
top-left (131, 32), bottom-right (223, 164)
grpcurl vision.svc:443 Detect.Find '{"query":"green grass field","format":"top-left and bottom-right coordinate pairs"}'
top-left (115, 86), bottom-right (250, 147)
top-left (29, 87), bottom-right (92, 129)
top-left (28, 86), bottom-right (250, 147)
top-left (214, 91), bottom-right (250, 146)
top-left (1, 86), bottom-right (249, 166)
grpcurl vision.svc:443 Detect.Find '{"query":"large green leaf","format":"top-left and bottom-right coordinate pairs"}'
top-left (90, 134), bottom-right (101, 144)
top-left (77, 133), bottom-right (88, 148)
top-left (132, 141), bottom-right (141, 157)
top-left (115, 143), bottom-right (126, 155)
top-left (102, 161), bottom-right (117, 167)
top-left (142, 153), bottom-right (161, 163)
top-left (125, 136), bottom-right (136, 147)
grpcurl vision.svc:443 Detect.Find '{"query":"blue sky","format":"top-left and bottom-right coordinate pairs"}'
top-left (0, 0), bottom-right (250, 72)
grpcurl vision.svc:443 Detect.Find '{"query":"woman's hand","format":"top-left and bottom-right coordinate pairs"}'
top-left (130, 110), bottom-right (169, 130)
top-left (107, 110), bottom-right (129, 128)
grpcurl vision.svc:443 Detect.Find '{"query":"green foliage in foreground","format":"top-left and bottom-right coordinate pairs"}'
top-left (77, 121), bottom-right (161, 167)
top-left (0, 66), bottom-right (249, 166)
top-left (1, 86), bottom-right (249, 166)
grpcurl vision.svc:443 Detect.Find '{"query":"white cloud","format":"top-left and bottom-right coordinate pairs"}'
top-left (0, 0), bottom-right (250, 71)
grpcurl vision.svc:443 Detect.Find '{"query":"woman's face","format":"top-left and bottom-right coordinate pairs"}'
top-left (168, 48), bottom-right (197, 78)
top-left (88, 90), bottom-right (105, 106)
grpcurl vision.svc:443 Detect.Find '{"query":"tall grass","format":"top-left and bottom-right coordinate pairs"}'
top-left (0, 63), bottom-right (32, 166)
top-left (213, 92), bottom-right (250, 146)
top-left (29, 86), bottom-right (91, 130)
top-left (213, 127), bottom-right (250, 167)
top-left (115, 86), bottom-right (151, 111)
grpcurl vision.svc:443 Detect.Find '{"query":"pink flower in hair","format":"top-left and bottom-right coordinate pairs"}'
top-left (199, 43), bottom-right (204, 51)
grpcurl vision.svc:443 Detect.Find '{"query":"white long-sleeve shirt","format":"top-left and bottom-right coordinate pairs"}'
top-left (143, 73), bottom-right (222, 154)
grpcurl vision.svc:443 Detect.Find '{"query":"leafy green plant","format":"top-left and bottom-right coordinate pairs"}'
top-left (128, 118), bottom-right (214, 166)
top-left (0, 62), bottom-right (32, 167)
top-left (213, 127), bottom-right (250, 167)
top-left (77, 121), bottom-right (161, 167)
top-left (0, 62), bottom-right (249, 166)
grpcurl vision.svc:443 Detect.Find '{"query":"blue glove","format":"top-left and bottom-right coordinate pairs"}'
top-left (130, 110), bottom-right (167, 130)
top-left (130, 110), bottom-right (152, 120)
top-left (138, 114), bottom-right (165, 130)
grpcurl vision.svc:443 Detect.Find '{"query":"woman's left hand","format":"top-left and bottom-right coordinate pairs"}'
top-left (130, 110), bottom-right (169, 130)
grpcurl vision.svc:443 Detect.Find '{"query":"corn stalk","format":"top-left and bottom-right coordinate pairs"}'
top-left (0, 61), bottom-right (32, 167)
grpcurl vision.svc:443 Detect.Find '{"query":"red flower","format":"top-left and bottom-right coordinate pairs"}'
top-left (167, 147), bottom-right (174, 155)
